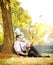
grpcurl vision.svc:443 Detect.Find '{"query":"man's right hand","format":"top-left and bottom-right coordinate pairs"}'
top-left (17, 51), bottom-right (28, 56)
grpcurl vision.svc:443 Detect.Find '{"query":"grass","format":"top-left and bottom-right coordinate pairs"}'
top-left (42, 53), bottom-right (53, 57)
top-left (0, 53), bottom-right (53, 65)
top-left (0, 54), bottom-right (53, 65)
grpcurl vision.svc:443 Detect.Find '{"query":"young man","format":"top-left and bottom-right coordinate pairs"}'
top-left (14, 35), bottom-right (27, 56)
top-left (14, 35), bottom-right (50, 57)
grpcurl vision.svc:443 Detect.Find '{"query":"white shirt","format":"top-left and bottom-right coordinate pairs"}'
top-left (14, 41), bottom-right (26, 52)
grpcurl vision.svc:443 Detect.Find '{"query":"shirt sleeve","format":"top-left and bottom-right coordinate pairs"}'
top-left (14, 41), bottom-right (21, 52)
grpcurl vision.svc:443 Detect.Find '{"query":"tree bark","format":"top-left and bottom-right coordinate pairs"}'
top-left (1, 0), bottom-right (14, 54)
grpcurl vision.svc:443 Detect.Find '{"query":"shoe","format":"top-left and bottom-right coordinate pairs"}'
top-left (43, 55), bottom-right (50, 58)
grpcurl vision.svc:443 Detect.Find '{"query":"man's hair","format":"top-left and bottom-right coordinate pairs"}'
top-left (16, 35), bottom-right (21, 38)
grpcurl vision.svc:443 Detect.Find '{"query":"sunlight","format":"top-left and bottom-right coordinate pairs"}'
top-left (20, 0), bottom-right (53, 26)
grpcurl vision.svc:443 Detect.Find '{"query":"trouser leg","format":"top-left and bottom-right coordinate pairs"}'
top-left (28, 51), bottom-right (38, 57)
top-left (28, 46), bottom-right (42, 57)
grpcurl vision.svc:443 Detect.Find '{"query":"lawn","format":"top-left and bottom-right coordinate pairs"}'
top-left (0, 54), bottom-right (53, 65)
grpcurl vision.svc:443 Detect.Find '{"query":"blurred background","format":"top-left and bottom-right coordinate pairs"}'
top-left (0, 0), bottom-right (53, 56)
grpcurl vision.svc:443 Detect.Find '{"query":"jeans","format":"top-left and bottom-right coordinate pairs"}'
top-left (19, 46), bottom-right (42, 57)
top-left (28, 46), bottom-right (42, 57)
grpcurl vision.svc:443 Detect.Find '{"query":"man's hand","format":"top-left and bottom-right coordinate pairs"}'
top-left (26, 44), bottom-right (30, 49)
top-left (25, 53), bottom-right (28, 56)
top-left (17, 51), bottom-right (28, 56)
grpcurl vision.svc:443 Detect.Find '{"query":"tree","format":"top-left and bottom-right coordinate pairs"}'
top-left (30, 23), bottom-right (47, 45)
top-left (0, 0), bottom-right (31, 54)
top-left (0, 0), bottom-right (14, 54)
top-left (23, 22), bottom-right (47, 45)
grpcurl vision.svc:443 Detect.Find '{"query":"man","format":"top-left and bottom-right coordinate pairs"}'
top-left (14, 35), bottom-right (27, 56)
top-left (14, 35), bottom-right (50, 57)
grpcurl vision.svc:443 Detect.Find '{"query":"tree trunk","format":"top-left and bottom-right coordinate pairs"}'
top-left (1, 0), bottom-right (14, 54)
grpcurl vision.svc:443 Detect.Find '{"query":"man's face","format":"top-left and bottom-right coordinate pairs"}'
top-left (17, 36), bottom-right (21, 41)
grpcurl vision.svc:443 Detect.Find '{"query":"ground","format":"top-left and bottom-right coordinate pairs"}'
top-left (0, 54), bottom-right (53, 65)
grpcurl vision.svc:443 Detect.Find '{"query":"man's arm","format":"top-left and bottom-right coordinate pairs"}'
top-left (17, 51), bottom-right (28, 56)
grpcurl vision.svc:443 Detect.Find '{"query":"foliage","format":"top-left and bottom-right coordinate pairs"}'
top-left (0, 9), bottom-right (2, 23)
top-left (23, 22), bottom-right (53, 45)
top-left (0, 0), bottom-right (31, 44)
top-left (11, 0), bottom-right (32, 28)
top-left (32, 22), bottom-right (47, 45)
top-left (0, 25), bottom-right (4, 44)
top-left (0, 0), bottom-right (32, 28)
top-left (0, 0), bottom-right (53, 45)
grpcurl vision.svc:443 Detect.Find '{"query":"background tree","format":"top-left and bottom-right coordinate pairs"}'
top-left (23, 22), bottom-right (53, 45)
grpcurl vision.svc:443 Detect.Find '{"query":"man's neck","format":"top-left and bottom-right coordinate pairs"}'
top-left (16, 40), bottom-right (20, 42)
